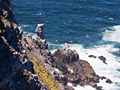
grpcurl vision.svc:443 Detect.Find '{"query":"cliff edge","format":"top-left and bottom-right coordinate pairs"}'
top-left (0, 0), bottom-right (112, 90)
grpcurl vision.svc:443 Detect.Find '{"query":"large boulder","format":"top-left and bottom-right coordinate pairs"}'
top-left (53, 43), bottom-right (79, 64)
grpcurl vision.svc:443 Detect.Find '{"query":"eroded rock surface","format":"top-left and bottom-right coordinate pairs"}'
top-left (53, 43), bottom-right (103, 89)
top-left (0, 0), bottom-right (45, 90)
top-left (0, 0), bottom-right (112, 90)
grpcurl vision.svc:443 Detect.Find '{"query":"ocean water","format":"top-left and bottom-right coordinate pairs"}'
top-left (11, 0), bottom-right (120, 90)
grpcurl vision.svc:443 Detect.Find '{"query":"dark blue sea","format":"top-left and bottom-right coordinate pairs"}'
top-left (11, 0), bottom-right (120, 89)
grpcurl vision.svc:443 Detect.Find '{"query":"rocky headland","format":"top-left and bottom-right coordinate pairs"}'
top-left (0, 0), bottom-right (112, 90)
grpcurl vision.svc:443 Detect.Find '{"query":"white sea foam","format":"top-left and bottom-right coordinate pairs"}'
top-left (23, 31), bottom-right (37, 39)
top-left (108, 18), bottom-right (114, 20)
top-left (50, 42), bottom-right (120, 90)
top-left (102, 25), bottom-right (120, 43)
top-left (18, 25), bottom-right (29, 30)
top-left (68, 83), bottom-right (96, 90)
top-left (36, 13), bottom-right (42, 15)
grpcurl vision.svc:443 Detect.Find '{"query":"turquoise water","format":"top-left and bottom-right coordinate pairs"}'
top-left (11, 0), bottom-right (120, 89)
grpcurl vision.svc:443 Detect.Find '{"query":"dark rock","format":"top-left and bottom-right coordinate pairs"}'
top-left (72, 83), bottom-right (77, 87)
top-left (27, 34), bottom-right (32, 39)
top-left (58, 75), bottom-right (68, 85)
top-left (79, 81), bottom-right (85, 86)
top-left (0, 73), bottom-right (2, 81)
top-left (106, 78), bottom-right (112, 84)
top-left (53, 57), bottom-right (68, 74)
top-left (70, 77), bottom-right (80, 84)
top-left (100, 76), bottom-right (106, 80)
top-left (93, 76), bottom-right (100, 83)
top-left (89, 81), bottom-right (97, 87)
top-left (77, 60), bottom-right (96, 78)
top-left (55, 74), bottom-right (68, 85)
top-left (98, 56), bottom-right (107, 64)
top-left (95, 86), bottom-right (103, 90)
top-left (65, 86), bottom-right (75, 90)
top-left (81, 77), bottom-right (86, 81)
top-left (53, 43), bottom-right (79, 64)
top-left (88, 55), bottom-right (96, 58)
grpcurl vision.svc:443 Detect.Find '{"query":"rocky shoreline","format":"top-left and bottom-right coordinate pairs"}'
top-left (0, 0), bottom-right (112, 90)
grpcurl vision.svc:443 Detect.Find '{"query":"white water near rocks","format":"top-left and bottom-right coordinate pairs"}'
top-left (102, 25), bottom-right (120, 43)
top-left (50, 25), bottom-right (120, 90)
top-left (19, 23), bottom-right (120, 90)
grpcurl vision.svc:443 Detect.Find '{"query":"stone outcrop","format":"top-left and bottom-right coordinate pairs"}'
top-left (98, 56), bottom-right (107, 64)
top-left (35, 24), bottom-right (45, 39)
top-left (53, 43), bottom-right (102, 90)
top-left (0, 0), bottom-right (112, 90)
top-left (21, 24), bottom-right (72, 90)
top-left (0, 0), bottom-right (46, 90)
top-left (106, 78), bottom-right (112, 84)
top-left (88, 55), bottom-right (107, 64)
top-left (53, 43), bottom-right (79, 64)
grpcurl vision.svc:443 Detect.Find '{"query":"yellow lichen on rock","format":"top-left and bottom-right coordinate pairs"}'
top-left (26, 50), bottom-right (61, 90)
top-left (0, 15), bottom-right (11, 28)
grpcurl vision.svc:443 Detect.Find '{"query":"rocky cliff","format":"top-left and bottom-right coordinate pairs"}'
top-left (0, 0), bottom-right (46, 90)
top-left (0, 0), bottom-right (112, 90)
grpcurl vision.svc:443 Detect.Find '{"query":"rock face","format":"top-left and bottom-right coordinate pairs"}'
top-left (0, 0), bottom-right (112, 90)
top-left (54, 43), bottom-right (79, 64)
top-left (0, 0), bottom-right (45, 90)
top-left (35, 24), bottom-right (45, 39)
top-left (53, 44), bottom-right (102, 89)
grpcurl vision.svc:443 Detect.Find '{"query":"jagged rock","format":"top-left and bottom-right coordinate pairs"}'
top-left (58, 75), bottom-right (68, 85)
top-left (53, 43), bottom-right (79, 64)
top-left (106, 78), bottom-right (112, 84)
top-left (89, 81), bottom-right (97, 87)
top-left (0, 0), bottom-right (45, 90)
top-left (88, 55), bottom-right (96, 58)
top-left (35, 24), bottom-right (44, 39)
top-left (27, 34), bottom-right (32, 39)
top-left (0, 0), bottom-right (110, 90)
top-left (11, 22), bottom-right (18, 30)
top-left (93, 76), bottom-right (100, 83)
top-left (100, 76), bottom-right (106, 80)
top-left (53, 57), bottom-right (68, 74)
top-left (65, 86), bottom-right (75, 90)
top-left (53, 43), bottom-right (101, 89)
top-left (17, 81), bottom-right (21, 85)
top-left (95, 86), bottom-right (103, 90)
top-left (98, 56), bottom-right (107, 64)
top-left (70, 77), bottom-right (80, 84)
top-left (81, 76), bottom-right (86, 81)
